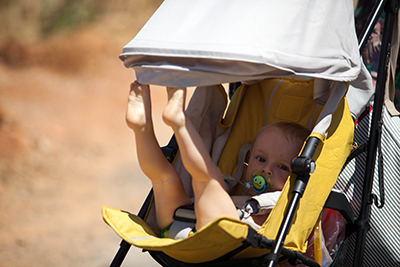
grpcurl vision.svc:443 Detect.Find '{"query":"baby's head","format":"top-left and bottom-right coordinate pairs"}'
top-left (246, 122), bottom-right (310, 195)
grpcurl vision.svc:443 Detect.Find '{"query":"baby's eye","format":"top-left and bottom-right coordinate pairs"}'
top-left (279, 165), bottom-right (290, 171)
top-left (256, 157), bottom-right (265, 163)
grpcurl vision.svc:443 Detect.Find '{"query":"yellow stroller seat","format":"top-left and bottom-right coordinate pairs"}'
top-left (103, 76), bottom-right (354, 266)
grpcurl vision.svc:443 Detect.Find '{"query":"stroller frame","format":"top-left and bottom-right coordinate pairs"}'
top-left (353, 0), bottom-right (398, 266)
top-left (108, 0), bottom-right (399, 266)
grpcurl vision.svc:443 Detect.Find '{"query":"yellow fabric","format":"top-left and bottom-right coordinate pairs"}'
top-left (310, 132), bottom-right (325, 142)
top-left (102, 206), bottom-right (253, 263)
top-left (219, 84), bottom-right (246, 131)
top-left (313, 215), bottom-right (323, 266)
top-left (103, 77), bottom-right (354, 263)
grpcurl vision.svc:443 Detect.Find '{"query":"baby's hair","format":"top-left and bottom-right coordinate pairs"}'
top-left (253, 122), bottom-right (310, 148)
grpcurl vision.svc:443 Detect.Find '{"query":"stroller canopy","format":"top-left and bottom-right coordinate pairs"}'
top-left (121, 0), bottom-right (361, 87)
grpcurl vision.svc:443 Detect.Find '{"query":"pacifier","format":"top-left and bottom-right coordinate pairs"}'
top-left (251, 170), bottom-right (272, 193)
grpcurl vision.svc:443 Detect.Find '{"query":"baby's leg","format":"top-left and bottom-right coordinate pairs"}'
top-left (126, 81), bottom-right (191, 230)
top-left (163, 87), bottom-right (239, 230)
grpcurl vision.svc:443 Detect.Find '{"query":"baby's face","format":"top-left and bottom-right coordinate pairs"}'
top-left (246, 128), bottom-right (301, 195)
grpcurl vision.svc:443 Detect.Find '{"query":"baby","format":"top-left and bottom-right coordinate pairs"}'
top-left (126, 81), bottom-right (309, 236)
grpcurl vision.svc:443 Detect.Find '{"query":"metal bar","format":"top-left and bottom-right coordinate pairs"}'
top-left (264, 137), bottom-right (319, 267)
top-left (353, 2), bottom-right (397, 266)
top-left (264, 193), bottom-right (303, 267)
top-left (358, 0), bottom-right (388, 52)
top-left (110, 240), bottom-right (132, 267)
top-left (109, 189), bottom-right (154, 267)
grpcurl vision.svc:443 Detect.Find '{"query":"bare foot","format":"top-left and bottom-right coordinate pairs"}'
top-left (126, 81), bottom-right (152, 132)
top-left (162, 87), bottom-right (186, 128)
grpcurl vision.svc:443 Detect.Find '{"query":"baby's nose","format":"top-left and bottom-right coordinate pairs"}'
top-left (262, 168), bottom-right (273, 177)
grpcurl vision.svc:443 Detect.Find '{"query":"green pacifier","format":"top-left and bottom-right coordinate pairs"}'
top-left (251, 170), bottom-right (272, 193)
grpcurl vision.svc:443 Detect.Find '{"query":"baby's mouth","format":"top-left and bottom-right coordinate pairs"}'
top-left (250, 170), bottom-right (272, 194)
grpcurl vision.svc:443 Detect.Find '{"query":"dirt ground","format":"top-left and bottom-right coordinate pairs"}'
top-left (0, 2), bottom-right (183, 266)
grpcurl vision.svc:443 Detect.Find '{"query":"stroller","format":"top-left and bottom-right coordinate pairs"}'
top-left (103, 0), bottom-right (400, 266)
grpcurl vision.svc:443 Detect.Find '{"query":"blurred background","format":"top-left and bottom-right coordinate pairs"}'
top-left (0, 0), bottom-right (169, 266)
